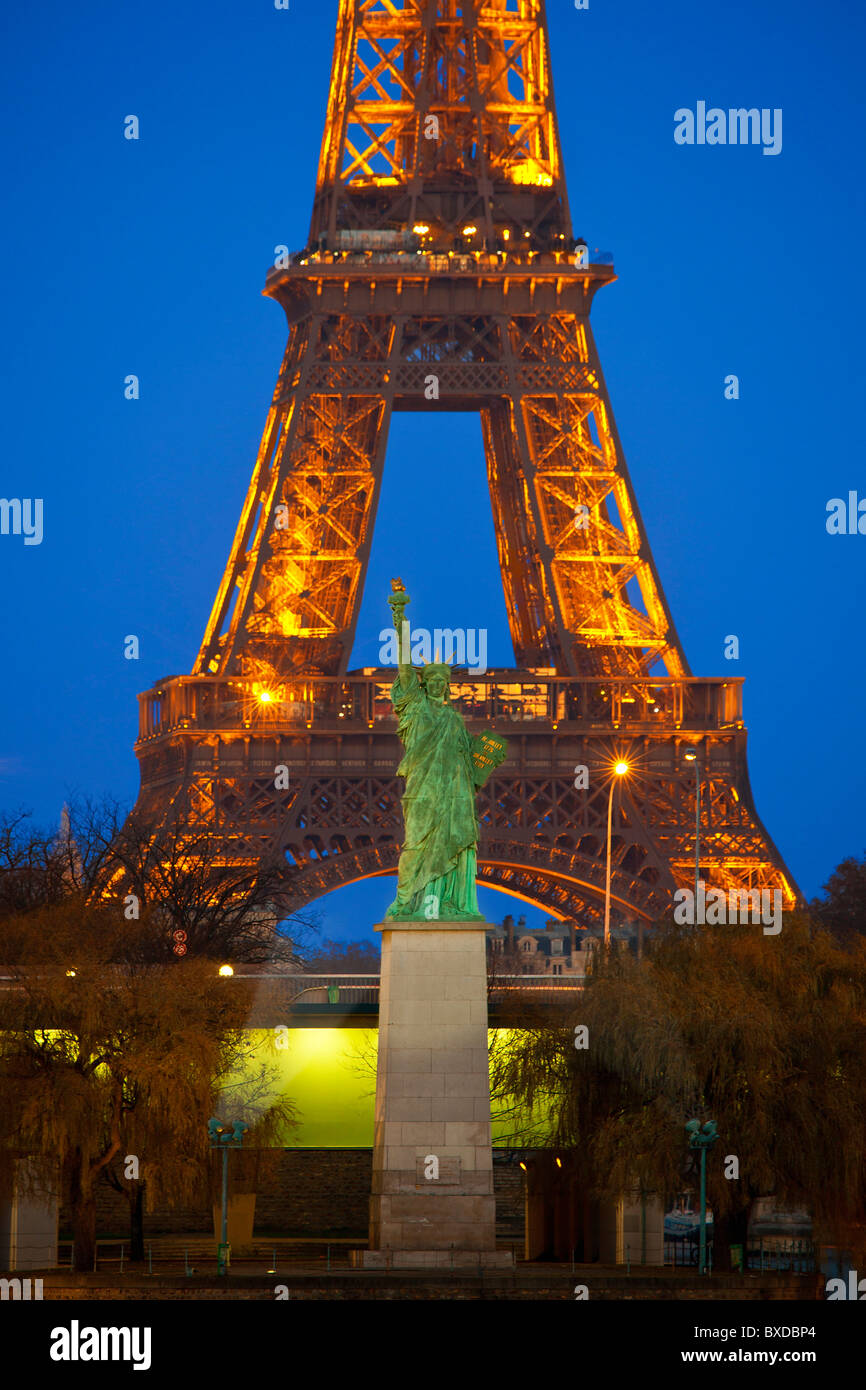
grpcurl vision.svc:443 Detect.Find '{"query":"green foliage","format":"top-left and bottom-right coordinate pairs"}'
top-left (0, 806), bottom-right (300, 1269)
top-left (491, 916), bottom-right (866, 1251)
top-left (811, 852), bottom-right (866, 944)
top-left (0, 898), bottom-right (296, 1202)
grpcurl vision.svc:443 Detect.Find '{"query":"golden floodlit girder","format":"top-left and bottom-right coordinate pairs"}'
top-left (312, 0), bottom-right (569, 246)
top-left (137, 0), bottom-right (797, 930)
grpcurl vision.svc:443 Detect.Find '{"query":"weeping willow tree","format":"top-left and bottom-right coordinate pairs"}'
top-left (490, 915), bottom-right (866, 1268)
top-left (0, 898), bottom-right (297, 1270)
top-left (811, 851), bottom-right (866, 945)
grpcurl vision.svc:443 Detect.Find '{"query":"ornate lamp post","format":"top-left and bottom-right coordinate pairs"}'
top-left (603, 762), bottom-right (629, 945)
top-left (683, 749), bottom-right (702, 908)
top-left (208, 1118), bottom-right (248, 1275)
top-left (685, 1119), bottom-right (718, 1275)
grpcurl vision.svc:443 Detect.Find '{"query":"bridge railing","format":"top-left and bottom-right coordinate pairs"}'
top-left (137, 674), bottom-right (743, 742)
top-left (230, 973), bottom-right (586, 1013)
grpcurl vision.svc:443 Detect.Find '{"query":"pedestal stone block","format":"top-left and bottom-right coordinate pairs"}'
top-left (364, 922), bottom-right (513, 1267)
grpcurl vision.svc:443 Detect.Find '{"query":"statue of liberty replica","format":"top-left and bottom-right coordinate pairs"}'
top-left (364, 582), bottom-right (513, 1267)
top-left (384, 579), bottom-right (506, 922)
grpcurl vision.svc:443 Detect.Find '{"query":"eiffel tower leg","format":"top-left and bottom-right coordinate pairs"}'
top-left (484, 307), bottom-right (688, 679)
top-left (197, 310), bottom-right (402, 681)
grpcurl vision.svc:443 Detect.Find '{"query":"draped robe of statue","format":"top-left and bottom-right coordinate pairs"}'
top-left (384, 665), bottom-right (484, 921)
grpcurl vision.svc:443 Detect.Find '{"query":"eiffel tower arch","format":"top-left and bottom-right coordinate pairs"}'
top-left (133, 0), bottom-right (797, 928)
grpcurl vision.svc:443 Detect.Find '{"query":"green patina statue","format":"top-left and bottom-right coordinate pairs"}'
top-left (384, 579), bottom-right (507, 922)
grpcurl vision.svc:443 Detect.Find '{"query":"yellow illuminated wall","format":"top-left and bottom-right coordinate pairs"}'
top-left (244, 1028), bottom-right (549, 1148)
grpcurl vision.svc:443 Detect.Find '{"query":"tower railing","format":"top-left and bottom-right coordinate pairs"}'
top-left (137, 674), bottom-right (743, 743)
top-left (265, 248), bottom-right (615, 280)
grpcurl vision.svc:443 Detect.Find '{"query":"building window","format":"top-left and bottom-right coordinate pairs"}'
top-left (551, 938), bottom-right (562, 954)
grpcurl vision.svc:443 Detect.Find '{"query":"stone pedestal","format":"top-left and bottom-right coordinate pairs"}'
top-left (359, 921), bottom-right (512, 1269)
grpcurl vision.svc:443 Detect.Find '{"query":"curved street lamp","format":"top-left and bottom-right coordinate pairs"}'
top-left (685, 1119), bottom-right (719, 1275)
top-left (208, 1118), bottom-right (248, 1275)
top-left (684, 749), bottom-right (702, 909)
top-left (603, 762), bottom-right (629, 946)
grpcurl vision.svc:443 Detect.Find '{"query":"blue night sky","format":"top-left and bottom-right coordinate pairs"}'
top-left (1, 0), bottom-right (863, 946)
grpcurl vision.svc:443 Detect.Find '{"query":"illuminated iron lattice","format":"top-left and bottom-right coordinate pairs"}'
top-left (133, 0), bottom-right (798, 929)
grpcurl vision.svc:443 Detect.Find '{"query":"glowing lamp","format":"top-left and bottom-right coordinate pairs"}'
top-left (615, 761), bottom-right (628, 776)
top-left (218, 965), bottom-right (234, 978)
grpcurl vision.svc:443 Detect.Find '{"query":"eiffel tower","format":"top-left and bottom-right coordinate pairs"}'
top-left (133, 0), bottom-right (797, 929)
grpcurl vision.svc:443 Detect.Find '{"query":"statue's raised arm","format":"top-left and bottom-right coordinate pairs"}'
top-left (386, 577), bottom-right (414, 682)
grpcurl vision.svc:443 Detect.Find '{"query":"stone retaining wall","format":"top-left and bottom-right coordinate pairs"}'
top-left (59, 1149), bottom-right (527, 1240)
top-left (34, 1270), bottom-right (822, 1301)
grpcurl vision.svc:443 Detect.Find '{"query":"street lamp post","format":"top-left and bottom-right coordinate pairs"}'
top-left (603, 762), bottom-right (629, 946)
top-left (208, 1118), bottom-right (248, 1275)
top-left (685, 1119), bottom-right (718, 1275)
top-left (684, 749), bottom-right (702, 908)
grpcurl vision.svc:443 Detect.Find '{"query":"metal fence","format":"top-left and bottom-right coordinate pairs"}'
top-left (746, 1238), bottom-right (816, 1273)
top-left (665, 1236), bottom-right (816, 1273)
top-left (665, 1238), bottom-right (713, 1269)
